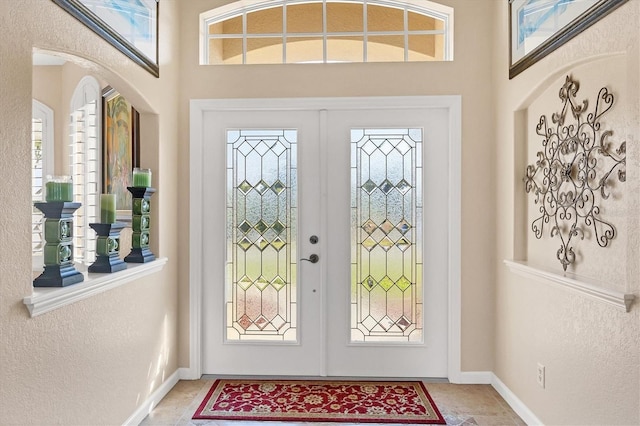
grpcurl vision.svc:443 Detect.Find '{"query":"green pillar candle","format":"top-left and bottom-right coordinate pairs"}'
top-left (45, 176), bottom-right (73, 202)
top-left (100, 194), bottom-right (116, 223)
top-left (132, 168), bottom-right (152, 187)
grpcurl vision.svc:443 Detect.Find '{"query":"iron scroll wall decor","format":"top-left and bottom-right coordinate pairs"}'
top-left (524, 76), bottom-right (626, 271)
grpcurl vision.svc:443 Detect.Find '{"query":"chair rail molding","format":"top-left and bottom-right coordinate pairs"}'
top-left (504, 259), bottom-right (634, 312)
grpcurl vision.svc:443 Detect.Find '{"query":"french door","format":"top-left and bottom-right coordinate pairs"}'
top-left (200, 98), bottom-right (452, 378)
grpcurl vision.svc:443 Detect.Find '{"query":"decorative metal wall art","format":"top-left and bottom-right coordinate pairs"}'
top-left (524, 76), bottom-right (626, 271)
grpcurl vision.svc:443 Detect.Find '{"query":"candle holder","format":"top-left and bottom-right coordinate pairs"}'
top-left (88, 222), bottom-right (127, 273)
top-left (33, 202), bottom-right (84, 287)
top-left (124, 187), bottom-right (156, 263)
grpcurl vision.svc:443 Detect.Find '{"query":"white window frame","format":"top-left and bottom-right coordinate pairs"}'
top-left (199, 0), bottom-right (454, 64)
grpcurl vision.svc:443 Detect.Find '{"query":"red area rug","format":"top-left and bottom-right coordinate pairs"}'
top-left (193, 379), bottom-right (446, 424)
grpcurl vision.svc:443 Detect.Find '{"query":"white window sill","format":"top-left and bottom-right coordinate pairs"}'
top-left (503, 260), bottom-right (635, 312)
top-left (24, 257), bottom-right (168, 317)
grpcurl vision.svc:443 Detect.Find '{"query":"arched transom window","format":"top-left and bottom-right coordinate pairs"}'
top-left (200, 0), bottom-right (453, 64)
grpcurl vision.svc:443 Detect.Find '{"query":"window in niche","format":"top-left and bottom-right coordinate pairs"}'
top-left (32, 100), bottom-right (54, 258)
top-left (69, 76), bottom-right (101, 265)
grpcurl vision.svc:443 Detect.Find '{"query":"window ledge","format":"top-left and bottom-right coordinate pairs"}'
top-left (503, 260), bottom-right (635, 312)
top-left (24, 257), bottom-right (168, 317)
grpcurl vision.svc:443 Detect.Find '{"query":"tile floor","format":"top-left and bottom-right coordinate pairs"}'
top-left (140, 378), bottom-right (526, 426)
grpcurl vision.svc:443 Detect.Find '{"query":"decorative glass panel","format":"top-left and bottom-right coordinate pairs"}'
top-left (351, 128), bottom-right (423, 343)
top-left (226, 129), bottom-right (297, 342)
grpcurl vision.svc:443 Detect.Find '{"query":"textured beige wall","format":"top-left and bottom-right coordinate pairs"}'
top-left (177, 0), bottom-right (497, 373)
top-left (0, 0), bottom-right (180, 424)
top-left (493, 1), bottom-right (640, 424)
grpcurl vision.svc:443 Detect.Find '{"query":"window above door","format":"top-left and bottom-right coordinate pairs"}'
top-left (200, 0), bottom-right (453, 65)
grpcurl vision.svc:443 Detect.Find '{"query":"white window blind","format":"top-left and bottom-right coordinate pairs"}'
top-left (69, 76), bottom-right (101, 265)
top-left (31, 100), bottom-right (54, 257)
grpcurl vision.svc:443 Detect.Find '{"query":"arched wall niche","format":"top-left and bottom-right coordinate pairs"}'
top-left (31, 48), bottom-right (161, 256)
top-left (511, 52), bottom-right (627, 261)
top-left (34, 48), bottom-right (157, 115)
top-left (510, 52), bottom-right (634, 295)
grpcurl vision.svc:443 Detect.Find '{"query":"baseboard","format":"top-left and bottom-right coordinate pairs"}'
top-left (178, 366), bottom-right (200, 380)
top-left (122, 369), bottom-right (181, 426)
top-left (449, 370), bottom-right (493, 384)
top-left (491, 373), bottom-right (543, 426)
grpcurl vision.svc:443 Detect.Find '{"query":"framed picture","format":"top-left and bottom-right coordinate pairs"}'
top-left (102, 86), bottom-right (140, 219)
top-left (51, 0), bottom-right (159, 77)
top-left (509, 0), bottom-right (628, 79)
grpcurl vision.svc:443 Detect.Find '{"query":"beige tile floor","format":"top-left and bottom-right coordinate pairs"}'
top-left (140, 378), bottom-right (526, 426)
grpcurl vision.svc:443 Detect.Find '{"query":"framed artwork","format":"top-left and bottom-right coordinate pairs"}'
top-left (51, 0), bottom-right (159, 77)
top-left (509, 0), bottom-right (628, 79)
top-left (102, 86), bottom-right (140, 219)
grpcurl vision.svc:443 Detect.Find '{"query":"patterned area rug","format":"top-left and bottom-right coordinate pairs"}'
top-left (193, 379), bottom-right (446, 424)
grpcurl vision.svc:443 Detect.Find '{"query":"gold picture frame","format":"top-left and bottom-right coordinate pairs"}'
top-left (102, 86), bottom-right (140, 220)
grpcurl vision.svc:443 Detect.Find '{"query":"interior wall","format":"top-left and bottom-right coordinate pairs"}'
top-left (493, 1), bottom-right (640, 424)
top-left (177, 0), bottom-right (497, 374)
top-left (0, 1), bottom-right (180, 424)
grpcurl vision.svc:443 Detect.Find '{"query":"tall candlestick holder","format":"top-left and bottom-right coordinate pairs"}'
top-left (33, 202), bottom-right (84, 287)
top-left (88, 222), bottom-right (127, 273)
top-left (124, 187), bottom-right (156, 263)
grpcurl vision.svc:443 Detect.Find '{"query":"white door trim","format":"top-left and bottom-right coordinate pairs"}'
top-left (188, 96), bottom-right (462, 380)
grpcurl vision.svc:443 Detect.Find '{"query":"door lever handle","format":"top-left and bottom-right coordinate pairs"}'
top-left (300, 254), bottom-right (319, 264)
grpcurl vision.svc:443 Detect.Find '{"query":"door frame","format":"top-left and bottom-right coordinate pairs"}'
top-left (188, 96), bottom-right (462, 380)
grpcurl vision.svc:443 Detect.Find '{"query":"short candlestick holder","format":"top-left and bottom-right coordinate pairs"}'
top-left (88, 222), bottom-right (127, 273)
top-left (33, 202), bottom-right (84, 287)
top-left (125, 187), bottom-right (156, 263)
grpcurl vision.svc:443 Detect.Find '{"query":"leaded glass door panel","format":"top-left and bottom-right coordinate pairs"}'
top-left (325, 107), bottom-right (449, 377)
top-left (201, 100), bottom-right (449, 378)
top-left (202, 110), bottom-right (322, 376)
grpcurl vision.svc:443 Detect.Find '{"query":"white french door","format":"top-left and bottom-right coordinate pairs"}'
top-left (202, 109), bottom-right (324, 376)
top-left (199, 97), bottom-right (454, 378)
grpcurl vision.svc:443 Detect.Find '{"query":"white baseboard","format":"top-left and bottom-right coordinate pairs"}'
top-left (178, 366), bottom-right (200, 380)
top-left (450, 370), bottom-right (493, 384)
top-left (123, 370), bottom-right (181, 426)
top-left (449, 371), bottom-right (542, 425)
top-left (491, 373), bottom-right (543, 426)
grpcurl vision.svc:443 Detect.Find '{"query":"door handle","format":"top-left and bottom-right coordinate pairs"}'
top-left (300, 254), bottom-right (319, 263)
